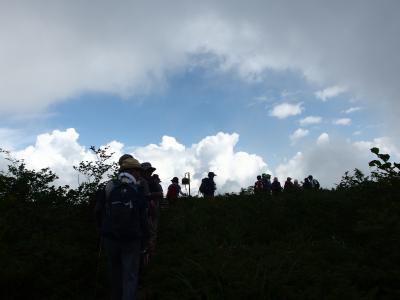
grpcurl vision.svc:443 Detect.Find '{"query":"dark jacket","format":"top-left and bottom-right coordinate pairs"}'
top-left (200, 177), bottom-right (216, 196)
top-left (271, 181), bottom-right (282, 194)
top-left (95, 179), bottom-right (149, 241)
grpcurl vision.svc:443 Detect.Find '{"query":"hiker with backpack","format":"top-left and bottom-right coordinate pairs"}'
top-left (254, 175), bottom-right (264, 194)
top-left (303, 177), bottom-right (312, 190)
top-left (95, 157), bottom-right (149, 300)
top-left (166, 177), bottom-right (186, 204)
top-left (284, 177), bottom-right (294, 192)
top-left (261, 173), bottom-right (272, 195)
top-left (308, 175), bottom-right (320, 190)
top-left (271, 177), bottom-right (282, 195)
top-left (199, 172), bottom-right (217, 198)
top-left (293, 179), bottom-right (302, 191)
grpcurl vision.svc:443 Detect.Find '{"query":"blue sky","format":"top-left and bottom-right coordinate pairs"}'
top-left (0, 0), bottom-right (399, 192)
top-left (3, 65), bottom-right (379, 162)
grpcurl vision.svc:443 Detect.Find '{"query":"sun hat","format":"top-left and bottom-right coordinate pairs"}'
top-left (141, 162), bottom-right (156, 172)
top-left (120, 157), bottom-right (142, 171)
top-left (118, 154), bottom-right (133, 166)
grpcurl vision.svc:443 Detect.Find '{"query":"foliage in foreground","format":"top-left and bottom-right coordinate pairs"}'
top-left (0, 147), bottom-right (399, 299)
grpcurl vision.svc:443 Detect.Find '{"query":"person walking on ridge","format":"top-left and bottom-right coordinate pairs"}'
top-left (95, 157), bottom-right (149, 300)
top-left (261, 173), bottom-right (272, 195)
top-left (254, 175), bottom-right (264, 194)
top-left (199, 172), bottom-right (217, 198)
top-left (271, 177), bottom-right (282, 195)
top-left (166, 177), bottom-right (185, 204)
top-left (284, 177), bottom-right (294, 192)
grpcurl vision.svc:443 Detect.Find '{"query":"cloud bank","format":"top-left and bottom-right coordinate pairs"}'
top-left (276, 134), bottom-right (400, 187)
top-left (1, 128), bottom-right (400, 191)
top-left (1, 0), bottom-right (400, 125)
top-left (1, 129), bottom-right (269, 194)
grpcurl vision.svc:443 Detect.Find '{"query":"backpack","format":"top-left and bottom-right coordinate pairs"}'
top-left (102, 180), bottom-right (144, 240)
top-left (199, 178), bottom-right (208, 194)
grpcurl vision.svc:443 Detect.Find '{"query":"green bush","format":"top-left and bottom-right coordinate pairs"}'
top-left (0, 147), bottom-right (399, 299)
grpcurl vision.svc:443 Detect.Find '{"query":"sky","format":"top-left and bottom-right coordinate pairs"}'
top-left (1, 0), bottom-right (400, 194)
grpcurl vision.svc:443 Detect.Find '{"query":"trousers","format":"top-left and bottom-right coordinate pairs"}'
top-left (103, 238), bottom-right (142, 300)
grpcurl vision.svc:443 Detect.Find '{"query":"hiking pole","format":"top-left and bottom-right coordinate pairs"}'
top-left (94, 237), bottom-right (102, 300)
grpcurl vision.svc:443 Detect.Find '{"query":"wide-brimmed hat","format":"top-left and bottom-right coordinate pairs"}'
top-left (141, 162), bottom-right (156, 172)
top-left (118, 154), bottom-right (133, 166)
top-left (171, 177), bottom-right (179, 183)
top-left (120, 157), bottom-right (142, 171)
top-left (152, 174), bottom-right (161, 182)
top-left (208, 172), bottom-right (217, 177)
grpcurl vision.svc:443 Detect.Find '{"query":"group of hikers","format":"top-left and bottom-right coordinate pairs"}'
top-left (94, 154), bottom-right (217, 300)
top-left (254, 173), bottom-right (320, 195)
top-left (94, 153), bottom-right (320, 299)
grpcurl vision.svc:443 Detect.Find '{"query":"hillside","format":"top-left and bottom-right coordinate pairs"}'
top-left (0, 147), bottom-right (399, 299)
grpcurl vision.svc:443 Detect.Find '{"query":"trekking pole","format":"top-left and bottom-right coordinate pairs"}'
top-left (94, 237), bottom-right (102, 300)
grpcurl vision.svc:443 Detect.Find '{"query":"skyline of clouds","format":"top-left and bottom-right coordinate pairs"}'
top-left (1, 128), bottom-right (399, 192)
top-left (3, 129), bottom-right (270, 193)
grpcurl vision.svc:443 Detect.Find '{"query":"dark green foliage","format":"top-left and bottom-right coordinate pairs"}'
top-left (73, 146), bottom-right (119, 204)
top-left (141, 189), bottom-right (400, 300)
top-left (0, 147), bottom-right (399, 299)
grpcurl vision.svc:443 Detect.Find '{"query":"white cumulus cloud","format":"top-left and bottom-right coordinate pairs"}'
top-left (290, 128), bottom-right (309, 144)
top-left (299, 116), bottom-right (322, 126)
top-left (316, 133), bottom-right (330, 145)
top-left (334, 118), bottom-right (352, 126)
top-left (275, 135), bottom-right (400, 188)
top-left (315, 86), bottom-right (347, 101)
top-left (1, 129), bottom-right (269, 194)
top-left (343, 107), bottom-right (362, 114)
top-left (133, 132), bottom-right (269, 193)
top-left (270, 102), bottom-right (303, 119)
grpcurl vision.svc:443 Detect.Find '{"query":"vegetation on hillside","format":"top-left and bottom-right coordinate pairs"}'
top-left (0, 147), bottom-right (399, 299)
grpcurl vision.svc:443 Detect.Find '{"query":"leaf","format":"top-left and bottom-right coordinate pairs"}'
top-left (370, 147), bottom-right (380, 155)
top-left (378, 153), bottom-right (390, 162)
top-left (381, 162), bottom-right (392, 169)
top-left (369, 160), bottom-right (381, 167)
